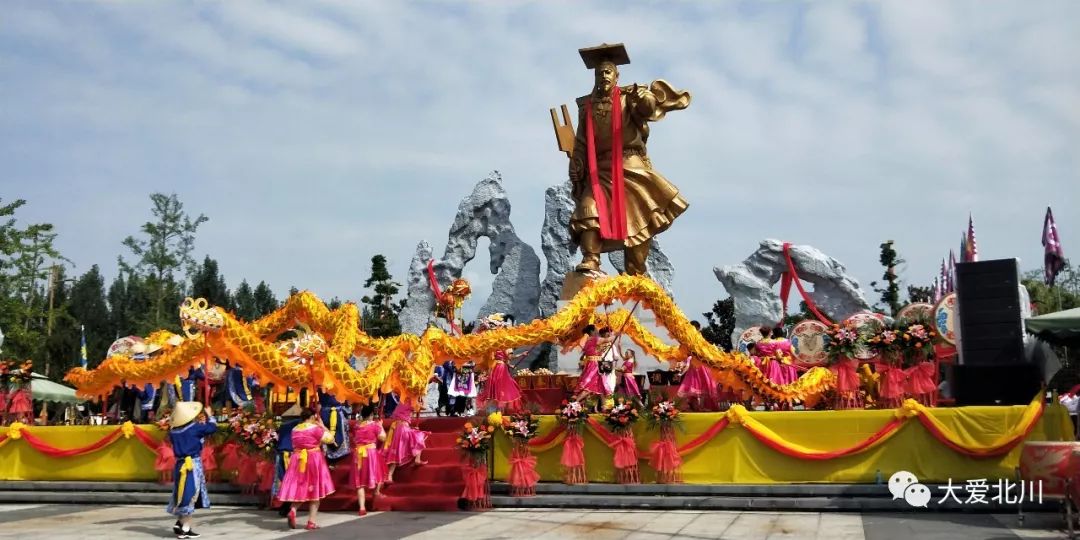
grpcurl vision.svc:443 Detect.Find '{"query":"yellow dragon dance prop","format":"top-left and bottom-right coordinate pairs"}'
top-left (65, 275), bottom-right (835, 404)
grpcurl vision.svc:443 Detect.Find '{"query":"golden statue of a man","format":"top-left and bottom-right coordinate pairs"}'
top-left (560, 43), bottom-right (691, 276)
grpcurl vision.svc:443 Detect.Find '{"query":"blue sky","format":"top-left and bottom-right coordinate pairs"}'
top-left (2, 1), bottom-right (1078, 322)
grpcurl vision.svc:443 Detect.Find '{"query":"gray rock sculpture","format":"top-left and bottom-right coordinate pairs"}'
top-left (538, 181), bottom-right (675, 319)
top-left (715, 239), bottom-right (870, 343)
top-left (538, 182), bottom-right (578, 318)
top-left (399, 172), bottom-right (542, 335)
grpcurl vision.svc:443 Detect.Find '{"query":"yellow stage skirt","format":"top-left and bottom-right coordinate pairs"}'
top-left (493, 403), bottom-right (1073, 484)
top-left (0, 425), bottom-right (164, 481)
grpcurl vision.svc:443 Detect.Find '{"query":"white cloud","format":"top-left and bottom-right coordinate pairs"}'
top-left (1, 0), bottom-right (1077, 323)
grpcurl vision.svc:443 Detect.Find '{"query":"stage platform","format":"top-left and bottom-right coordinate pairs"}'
top-left (492, 400), bottom-right (1073, 485)
top-left (0, 400), bottom-right (1071, 487)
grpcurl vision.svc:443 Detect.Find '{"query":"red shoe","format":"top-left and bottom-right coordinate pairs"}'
top-left (358, 509), bottom-right (368, 517)
top-left (306, 521), bottom-right (319, 530)
top-left (287, 509), bottom-right (296, 529)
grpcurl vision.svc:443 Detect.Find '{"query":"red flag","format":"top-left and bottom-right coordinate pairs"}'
top-left (1043, 206), bottom-right (1066, 286)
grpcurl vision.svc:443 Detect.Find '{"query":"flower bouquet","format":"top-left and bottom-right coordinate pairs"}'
top-left (502, 411), bottom-right (541, 496)
top-left (897, 318), bottom-right (938, 405)
top-left (645, 398), bottom-right (683, 483)
top-left (603, 398), bottom-right (641, 484)
top-left (457, 419), bottom-right (494, 508)
top-left (558, 399), bottom-right (588, 484)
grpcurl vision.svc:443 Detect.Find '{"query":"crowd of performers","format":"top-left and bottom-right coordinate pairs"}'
top-left (115, 312), bottom-right (806, 537)
top-left (164, 392), bottom-right (431, 538)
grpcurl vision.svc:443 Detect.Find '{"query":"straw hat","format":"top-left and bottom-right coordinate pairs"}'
top-left (171, 401), bottom-right (204, 428)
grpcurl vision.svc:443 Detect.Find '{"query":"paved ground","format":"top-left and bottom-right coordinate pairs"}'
top-left (0, 504), bottom-right (1071, 539)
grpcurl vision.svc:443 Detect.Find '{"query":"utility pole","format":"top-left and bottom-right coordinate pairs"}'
top-left (45, 265), bottom-right (59, 378)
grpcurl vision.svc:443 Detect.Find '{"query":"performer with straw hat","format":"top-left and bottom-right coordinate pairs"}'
top-left (166, 401), bottom-right (217, 539)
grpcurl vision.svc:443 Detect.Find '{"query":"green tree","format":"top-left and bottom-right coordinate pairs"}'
top-left (190, 256), bottom-right (233, 310)
top-left (1024, 261), bottom-right (1080, 315)
top-left (69, 265), bottom-right (112, 366)
top-left (361, 255), bottom-right (403, 337)
top-left (907, 285), bottom-right (934, 304)
top-left (233, 280), bottom-right (258, 321)
top-left (108, 272), bottom-right (153, 337)
top-left (0, 198), bottom-right (68, 366)
top-left (120, 193), bottom-right (207, 330)
top-left (253, 281), bottom-right (279, 316)
top-left (327, 296), bottom-right (343, 310)
top-left (701, 298), bottom-right (735, 351)
top-left (869, 240), bottom-right (903, 316)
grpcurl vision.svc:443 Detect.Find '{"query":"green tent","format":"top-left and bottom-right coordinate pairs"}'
top-left (31, 372), bottom-right (81, 404)
top-left (1026, 307), bottom-right (1080, 346)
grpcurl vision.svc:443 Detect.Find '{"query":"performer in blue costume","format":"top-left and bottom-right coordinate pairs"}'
top-left (225, 365), bottom-right (256, 408)
top-left (166, 401), bottom-right (217, 539)
top-left (317, 389), bottom-right (351, 460)
top-left (135, 382), bottom-right (156, 423)
top-left (165, 367), bottom-right (205, 406)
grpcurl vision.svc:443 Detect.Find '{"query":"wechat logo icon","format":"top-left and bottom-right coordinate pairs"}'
top-left (889, 470), bottom-right (931, 508)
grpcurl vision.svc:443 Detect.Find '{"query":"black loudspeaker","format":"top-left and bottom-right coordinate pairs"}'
top-left (955, 259), bottom-right (1025, 366)
top-left (953, 364), bottom-right (1041, 406)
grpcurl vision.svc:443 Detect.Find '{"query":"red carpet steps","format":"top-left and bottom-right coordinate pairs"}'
top-left (321, 416), bottom-right (468, 512)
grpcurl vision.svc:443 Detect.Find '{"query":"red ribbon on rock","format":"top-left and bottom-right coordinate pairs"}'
top-left (779, 242), bottom-right (833, 325)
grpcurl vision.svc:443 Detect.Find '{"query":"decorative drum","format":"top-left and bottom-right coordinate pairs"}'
top-left (934, 293), bottom-right (959, 346)
top-left (1018, 441), bottom-right (1080, 497)
top-left (737, 326), bottom-right (765, 354)
top-left (790, 320), bottom-right (829, 366)
top-left (897, 303), bottom-right (934, 324)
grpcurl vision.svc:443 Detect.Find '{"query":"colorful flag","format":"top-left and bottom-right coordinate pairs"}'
top-left (79, 325), bottom-right (88, 368)
top-left (933, 277), bottom-right (943, 303)
top-left (966, 214), bottom-right (978, 262)
top-left (1043, 206), bottom-right (1066, 286)
top-left (960, 234), bottom-right (969, 263)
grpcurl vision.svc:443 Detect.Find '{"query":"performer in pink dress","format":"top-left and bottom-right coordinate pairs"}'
top-left (677, 321), bottom-right (718, 411)
top-left (384, 399), bottom-right (429, 483)
top-left (349, 404), bottom-right (387, 516)
top-left (278, 408), bottom-right (336, 530)
top-left (616, 349), bottom-right (642, 399)
top-left (574, 326), bottom-right (614, 402)
top-left (755, 327), bottom-right (799, 386)
top-left (477, 348), bottom-right (523, 410)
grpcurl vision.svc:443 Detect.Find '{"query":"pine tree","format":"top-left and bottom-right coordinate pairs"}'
top-left (253, 281), bottom-right (279, 316)
top-left (190, 256), bottom-right (232, 310)
top-left (233, 280), bottom-right (258, 321)
top-left (120, 193), bottom-right (207, 330)
top-left (870, 240), bottom-right (903, 316)
top-left (360, 255), bottom-right (403, 337)
top-left (69, 265), bottom-right (112, 365)
top-left (907, 285), bottom-right (933, 304)
top-left (701, 298), bottom-right (735, 351)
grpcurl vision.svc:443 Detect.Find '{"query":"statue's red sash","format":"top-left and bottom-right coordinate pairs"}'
top-left (585, 86), bottom-right (628, 241)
